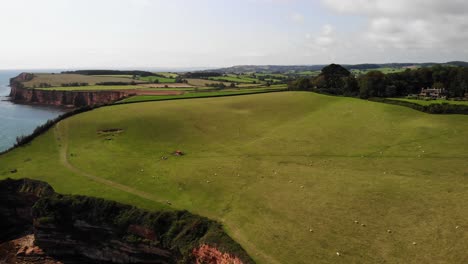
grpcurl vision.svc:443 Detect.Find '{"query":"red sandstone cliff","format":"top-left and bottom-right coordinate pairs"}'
top-left (9, 73), bottom-right (130, 107)
top-left (193, 245), bottom-right (245, 264)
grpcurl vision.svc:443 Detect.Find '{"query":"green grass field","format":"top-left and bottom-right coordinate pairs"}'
top-left (118, 88), bottom-right (285, 103)
top-left (390, 98), bottom-right (468, 106)
top-left (297, 70), bottom-right (321, 76)
top-left (156, 72), bottom-right (179, 78)
top-left (209, 74), bottom-right (259, 83)
top-left (24, 74), bottom-right (145, 87)
top-left (36, 85), bottom-right (145, 91)
top-left (351, 67), bottom-right (409, 75)
top-left (139, 76), bottom-right (176, 83)
top-left (1, 92), bottom-right (467, 264)
top-left (186, 78), bottom-right (232, 87)
top-left (91, 75), bottom-right (134, 78)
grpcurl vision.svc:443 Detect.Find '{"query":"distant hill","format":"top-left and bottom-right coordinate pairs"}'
top-left (208, 61), bottom-right (468, 74)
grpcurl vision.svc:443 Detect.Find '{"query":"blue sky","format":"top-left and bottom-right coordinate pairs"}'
top-left (1, 0), bottom-right (467, 69)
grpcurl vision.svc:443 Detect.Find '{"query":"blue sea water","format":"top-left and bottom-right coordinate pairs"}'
top-left (0, 70), bottom-right (64, 152)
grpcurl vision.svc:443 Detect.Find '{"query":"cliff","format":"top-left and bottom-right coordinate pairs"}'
top-left (9, 85), bottom-right (128, 107)
top-left (0, 178), bottom-right (54, 242)
top-left (9, 73), bottom-right (130, 107)
top-left (0, 178), bottom-right (254, 264)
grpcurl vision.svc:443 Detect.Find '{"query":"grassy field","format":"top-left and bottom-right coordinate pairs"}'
top-left (351, 67), bottom-right (408, 75)
top-left (139, 76), bottom-right (176, 83)
top-left (297, 70), bottom-right (321, 76)
top-left (35, 84), bottom-right (202, 92)
top-left (24, 74), bottom-right (145, 87)
top-left (209, 74), bottom-right (259, 83)
top-left (186, 78), bottom-right (231, 87)
top-left (36, 85), bottom-right (145, 91)
top-left (118, 88), bottom-right (285, 103)
top-left (390, 98), bottom-right (468, 106)
top-left (1, 92), bottom-right (467, 264)
top-left (91, 75), bottom-right (134, 78)
top-left (156, 72), bottom-right (179, 78)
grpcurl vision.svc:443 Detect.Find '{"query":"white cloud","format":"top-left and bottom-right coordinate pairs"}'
top-left (322, 0), bottom-right (468, 51)
top-left (314, 24), bottom-right (335, 46)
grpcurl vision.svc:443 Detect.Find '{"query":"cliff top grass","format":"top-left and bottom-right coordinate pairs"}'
top-left (33, 85), bottom-right (197, 91)
top-left (1, 92), bottom-right (468, 264)
top-left (117, 88), bottom-right (286, 103)
top-left (23, 73), bottom-right (146, 88)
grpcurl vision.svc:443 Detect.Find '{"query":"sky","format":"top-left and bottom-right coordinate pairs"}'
top-left (1, 0), bottom-right (467, 69)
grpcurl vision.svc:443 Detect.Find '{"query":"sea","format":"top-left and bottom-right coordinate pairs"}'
top-left (0, 70), bottom-right (64, 152)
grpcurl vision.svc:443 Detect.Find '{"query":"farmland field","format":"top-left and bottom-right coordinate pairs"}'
top-left (156, 72), bottom-right (179, 78)
top-left (351, 67), bottom-right (408, 75)
top-left (36, 85), bottom-right (145, 91)
top-left (186, 78), bottom-right (231, 87)
top-left (1, 92), bottom-right (467, 264)
top-left (118, 88), bottom-right (285, 103)
top-left (390, 98), bottom-right (468, 106)
top-left (139, 76), bottom-right (176, 83)
top-left (23, 74), bottom-right (145, 87)
top-left (91, 75), bottom-right (134, 78)
top-left (209, 74), bottom-right (259, 83)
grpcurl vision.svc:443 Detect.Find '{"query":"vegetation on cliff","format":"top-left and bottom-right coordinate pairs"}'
top-left (0, 178), bottom-right (254, 263)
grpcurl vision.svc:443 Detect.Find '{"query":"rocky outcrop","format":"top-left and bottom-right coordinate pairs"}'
top-left (0, 178), bottom-right (254, 264)
top-left (9, 85), bottom-right (128, 107)
top-left (0, 234), bottom-right (62, 264)
top-left (193, 245), bottom-right (244, 264)
top-left (0, 178), bottom-right (54, 242)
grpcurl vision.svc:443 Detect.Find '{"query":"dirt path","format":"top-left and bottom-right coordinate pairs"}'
top-left (54, 121), bottom-right (171, 207)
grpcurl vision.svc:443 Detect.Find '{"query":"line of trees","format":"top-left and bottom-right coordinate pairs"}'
top-left (183, 72), bottom-right (222, 78)
top-left (61, 82), bottom-right (89, 87)
top-left (62, 70), bottom-right (157, 77)
top-left (289, 64), bottom-right (468, 99)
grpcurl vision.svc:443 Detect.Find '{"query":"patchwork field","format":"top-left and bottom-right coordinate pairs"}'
top-left (209, 74), bottom-right (259, 83)
top-left (138, 76), bottom-right (176, 83)
top-left (351, 67), bottom-right (408, 75)
top-left (1, 92), bottom-right (467, 264)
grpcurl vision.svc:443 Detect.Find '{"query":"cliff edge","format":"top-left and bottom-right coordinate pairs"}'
top-left (9, 73), bottom-right (129, 107)
top-left (0, 178), bottom-right (254, 264)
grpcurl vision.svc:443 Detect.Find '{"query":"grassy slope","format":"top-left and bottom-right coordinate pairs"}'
top-left (390, 98), bottom-right (468, 106)
top-left (1, 92), bottom-right (467, 264)
top-left (118, 89), bottom-right (285, 103)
